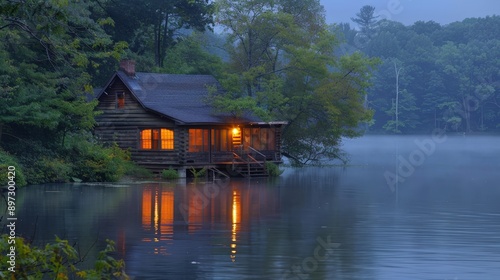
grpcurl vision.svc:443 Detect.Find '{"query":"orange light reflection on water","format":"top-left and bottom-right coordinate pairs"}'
top-left (231, 190), bottom-right (241, 262)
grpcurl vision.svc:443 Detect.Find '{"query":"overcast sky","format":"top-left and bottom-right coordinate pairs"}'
top-left (321, 0), bottom-right (500, 26)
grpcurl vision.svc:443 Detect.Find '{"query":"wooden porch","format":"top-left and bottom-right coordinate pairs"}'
top-left (132, 145), bottom-right (279, 178)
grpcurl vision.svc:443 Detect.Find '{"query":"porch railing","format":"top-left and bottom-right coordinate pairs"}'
top-left (248, 146), bottom-right (266, 167)
top-left (232, 145), bottom-right (268, 177)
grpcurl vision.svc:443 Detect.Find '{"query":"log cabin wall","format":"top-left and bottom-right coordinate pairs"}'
top-left (94, 78), bottom-right (182, 168)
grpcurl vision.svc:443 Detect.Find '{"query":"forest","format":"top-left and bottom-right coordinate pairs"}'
top-left (340, 6), bottom-right (500, 134)
top-left (0, 0), bottom-right (499, 185)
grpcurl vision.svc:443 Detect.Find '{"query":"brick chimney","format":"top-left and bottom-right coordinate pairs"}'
top-left (119, 59), bottom-right (136, 76)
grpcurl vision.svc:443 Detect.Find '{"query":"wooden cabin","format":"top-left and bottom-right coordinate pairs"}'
top-left (94, 60), bottom-right (286, 177)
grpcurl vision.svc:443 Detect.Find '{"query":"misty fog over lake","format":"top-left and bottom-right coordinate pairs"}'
top-left (12, 135), bottom-right (500, 279)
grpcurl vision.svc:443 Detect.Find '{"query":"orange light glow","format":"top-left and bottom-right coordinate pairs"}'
top-left (231, 189), bottom-right (241, 262)
top-left (142, 188), bottom-right (152, 229)
top-left (141, 129), bottom-right (152, 149)
top-left (161, 190), bottom-right (174, 225)
top-left (232, 190), bottom-right (241, 225)
top-left (232, 127), bottom-right (242, 146)
top-left (154, 190), bottom-right (159, 233)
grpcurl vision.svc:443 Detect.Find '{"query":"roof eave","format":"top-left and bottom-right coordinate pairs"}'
top-left (94, 72), bottom-right (119, 100)
top-left (250, 121), bottom-right (288, 125)
top-left (176, 121), bottom-right (288, 126)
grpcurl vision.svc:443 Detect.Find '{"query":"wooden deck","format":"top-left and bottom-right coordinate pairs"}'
top-left (135, 146), bottom-right (278, 178)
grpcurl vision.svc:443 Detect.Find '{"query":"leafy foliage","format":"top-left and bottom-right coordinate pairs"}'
top-left (70, 140), bottom-right (131, 183)
top-left (265, 161), bottom-right (284, 177)
top-left (101, 0), bottom-right (214, 67)
top-left (0, 149), bottom-right (27, 187)
top-left (162, 167), bottom-right (180, 180)
top-left (0, 0), bottom-right (131, 184)
top-left (161, 32), bottom-right (225, 76)
top-left (0, 235), bottom-right (128, 279)
top-left (351, 5), bottom-right (379, 49)
top-left (190, 167), bottom-right (207, 179)
top-left (214, 0), bottom-right (379, 164)
top-left (352, 13), bottom-right (500, 133)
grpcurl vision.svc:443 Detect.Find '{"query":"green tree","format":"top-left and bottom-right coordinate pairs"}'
top-left (383, 90), bottom-right (420, 133)
top-left (214, 0), bottom-right (379, 164)
top-left (102, 0), bottom-right (214, 68)
top-left (0, 0), bottom-right (126, 143)
top-left (437, 40), bottom-right (499, 132)
top-left (161, 32), bottom-right (224, 76)
top-left (354, 16), bottom-right (500, 133)
top-left (411, 20), bottom-right (441, 36)
top-left (351, 5), bottom-right (379, 51)
top-left (0, 0), bottom-right (129, 183)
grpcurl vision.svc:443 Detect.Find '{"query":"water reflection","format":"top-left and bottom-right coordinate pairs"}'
top-left (231, 190), bottom-right (241, 262)
top-left (141, 185), bottom-right (175, 253)
top-left (137, 183), bottom-right (246, 261)
top-left (120, 179), bottom-right (282, 279)
top-left (7, 136), bottom-right (500, 279)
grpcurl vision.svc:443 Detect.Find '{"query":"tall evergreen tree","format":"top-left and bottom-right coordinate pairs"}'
top-left (351, 5), bottom-right (379, 51)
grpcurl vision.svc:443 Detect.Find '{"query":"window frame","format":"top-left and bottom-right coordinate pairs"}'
top-left (189, 128), bottom-right (210, 153)
top-left (242, 127), bottom-right (275, 150)
top-left (211, 129), bottom-right (231, 152)
top-left (140, 128), bottom-right (175, 150)
top-left (116, 91), bottom-right (125, 109)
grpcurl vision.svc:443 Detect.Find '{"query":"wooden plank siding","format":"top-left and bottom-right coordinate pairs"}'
top-left (94, 78), bottom-right (183, 168)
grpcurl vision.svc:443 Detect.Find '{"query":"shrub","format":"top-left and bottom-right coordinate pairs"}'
top-left (0, 149), bottom-right (27, 187)
top-left (161, 167), bottom-right (179, 180)
top-left (32, 157), bottom-right (72, 183)
top-left (125, 163), bottom-right (154, 179)
top-left (265, 161), bottom-right (284, 177)
top-left (0, 235), bottom-right (128, 279)
top-left (2, 133), bottom-right (135, 184)
top-left (190, 167), bottom-right (206, 179)
top-left (70, 141), bottom-right (131, 182)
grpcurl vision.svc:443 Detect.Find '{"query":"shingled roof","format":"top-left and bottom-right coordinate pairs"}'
top-left (96, 70), bottom-right (263, 125)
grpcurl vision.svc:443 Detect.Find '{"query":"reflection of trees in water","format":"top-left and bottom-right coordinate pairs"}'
top-left (12, 184), bottom-right (133, 269)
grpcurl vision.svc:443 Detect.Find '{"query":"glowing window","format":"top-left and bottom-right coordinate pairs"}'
top-left (161, 129), bottom-right (174, 150)
top-left (116, 92), bottom-right (125, 109)
top-left (211, 129), bottom-right (231, 152)
top-left (141, 129), bottom-right (152, 149)
top-left (140, 129), bottom-right (174, 150)
top-left (189, 129), bottom-right (209, 152)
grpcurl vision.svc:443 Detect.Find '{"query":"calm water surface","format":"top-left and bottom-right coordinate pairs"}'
top-left (9, 136), bottom-right (500, 279)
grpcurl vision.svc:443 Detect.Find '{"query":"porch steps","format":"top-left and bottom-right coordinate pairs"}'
top-left (232, 146), bottom-right (270, 178)
top-left (237, 162), bottom-right (268, 178)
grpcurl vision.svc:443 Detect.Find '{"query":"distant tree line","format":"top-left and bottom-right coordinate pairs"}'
top-left (340, 6), bottom-right (500, 134)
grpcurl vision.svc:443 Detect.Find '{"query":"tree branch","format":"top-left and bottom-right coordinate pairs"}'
top-left (2, 17), bottom-right (57, 69)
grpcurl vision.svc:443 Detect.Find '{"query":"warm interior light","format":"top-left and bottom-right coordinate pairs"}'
top-left (232, 128), bottom-right (239, 135)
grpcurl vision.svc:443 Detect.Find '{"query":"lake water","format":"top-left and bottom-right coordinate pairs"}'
top-left (8, 135), bottom-right (500, 279)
